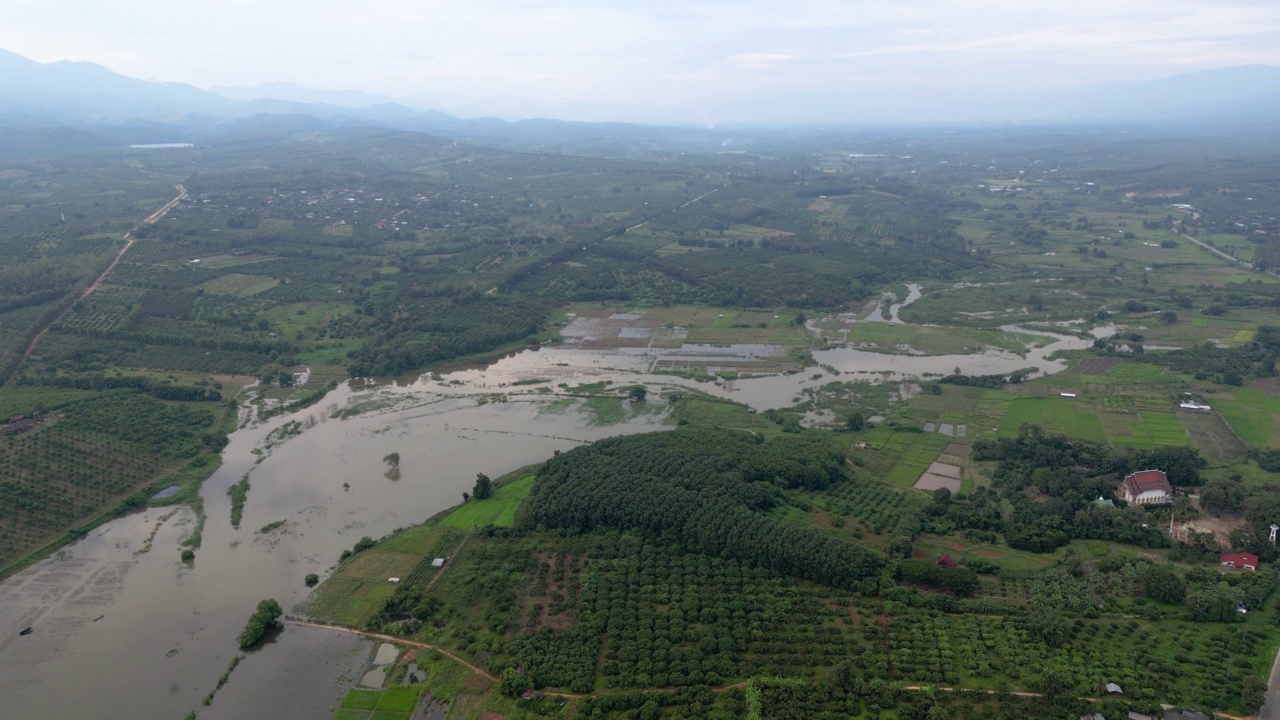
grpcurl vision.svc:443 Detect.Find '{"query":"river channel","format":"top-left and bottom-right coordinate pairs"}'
top-left (0, 316), bottom-right (1103, 719)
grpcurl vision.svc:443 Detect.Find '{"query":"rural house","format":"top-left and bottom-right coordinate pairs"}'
top-left (1220, 552), bottom-right (1259, 571)
top-left (1119, 470), bottom-right (1172, 505)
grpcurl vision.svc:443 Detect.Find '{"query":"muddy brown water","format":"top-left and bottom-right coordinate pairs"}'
top-left (415, 323), bottom-right (1101, 411)
top-left (0, 319), bottom-right (1100, 719)
top-left (0, 385), bottom-right (668, 720)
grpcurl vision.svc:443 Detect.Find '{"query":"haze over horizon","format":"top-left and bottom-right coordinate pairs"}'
top-left (5, 0), bottom-right (1280, 124)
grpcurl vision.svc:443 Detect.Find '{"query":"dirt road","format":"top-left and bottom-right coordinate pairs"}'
top-left (5, 184), bottom-right (187, 385)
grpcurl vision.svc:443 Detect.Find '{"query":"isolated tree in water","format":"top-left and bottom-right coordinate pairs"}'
top-left (473, 473), bottom-right (492, 500)
top-left (238, 598), bottom-right (283, 649)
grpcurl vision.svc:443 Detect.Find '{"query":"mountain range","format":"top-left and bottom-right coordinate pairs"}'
top-left (1, 46), bottom-right (1279, 160)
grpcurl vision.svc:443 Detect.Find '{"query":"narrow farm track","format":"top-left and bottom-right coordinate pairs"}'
top-left (292, 619), bottom-right (1217, 712)
top-left (286, 620), bottom-right (502, 683)
top-left (290, 617), bottom-right (754, 700)
top-left (5, 184), bottom-right (188, 385)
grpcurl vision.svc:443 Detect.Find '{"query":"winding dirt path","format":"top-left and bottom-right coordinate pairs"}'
top-left (5, 184), bottom-right (187, 385)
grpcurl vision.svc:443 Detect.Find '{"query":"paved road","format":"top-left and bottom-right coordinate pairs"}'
top-left (1258, 646), bottom-right (1280, 720)
top-left (1181, 231), bottom-right (1252, 269)
top-left (5, 184), bottom-right (187, 385)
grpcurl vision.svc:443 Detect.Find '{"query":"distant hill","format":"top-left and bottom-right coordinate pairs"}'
top-left (0, 47), bottom-right (731, 158)
top-left (0, 47), bottom-right (233, 123)
top-left (209, 82), bottom-right (401, 109)
top-left (1047, 65), bottom-right (1280, 123)
top-left (0, 46), bottom-right (1277, 159)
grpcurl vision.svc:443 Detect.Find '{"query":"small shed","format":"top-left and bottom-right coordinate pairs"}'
top-left (936, 554), bottom-right (958, 569)
top-left (432, 558), bottom-right (446, 567)
top-left (1105, 682), bottom-right (1123, 695)
top-left (387, 577), bottom-right (401, 584)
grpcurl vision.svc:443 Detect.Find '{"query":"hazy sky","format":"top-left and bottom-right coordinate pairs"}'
top-left (4, 0), bottom-right (1280, 121)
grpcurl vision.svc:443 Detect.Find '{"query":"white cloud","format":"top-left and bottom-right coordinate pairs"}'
top-left (727, 52), bottom-right (798, 69)
top-left (0, 0), bottom-right (1278, 120)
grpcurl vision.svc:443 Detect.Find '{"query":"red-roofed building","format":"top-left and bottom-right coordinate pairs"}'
top-left (1119, 470), bottom-right (1172, 505)
top-left (1220, 552), bottom-right (1259, 571)
top-left (937, 554), bottom-right (958, 569)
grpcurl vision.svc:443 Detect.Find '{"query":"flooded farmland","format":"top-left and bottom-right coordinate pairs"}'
top-left (0, 384), bottom-right (669, 720)
top-left (425, 320), bottom-right (1102, 410)
top-left (0, 312), bottom-right (1101, 719)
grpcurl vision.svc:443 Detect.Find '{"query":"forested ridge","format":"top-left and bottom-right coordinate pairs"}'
top-left (519, 429), bottom-right (883, 589)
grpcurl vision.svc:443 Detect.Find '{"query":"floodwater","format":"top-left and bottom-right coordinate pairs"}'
top-left (0, 385), bottom-right (669, 720)
top-left (419, 321), bottom-right (1101, 411)
top-left (0, 310), bottom-right (1104, 719)
top-left (887, 283), bottom-right (924, 323)
top-left (197, 624), bottom-right (372, 720)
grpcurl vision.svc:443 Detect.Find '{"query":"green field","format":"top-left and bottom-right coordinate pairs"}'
top-left (1215, 388), bottom-right (1280, 448)
top-left (375, 688), bottom-right (420, 712)
top-left (440, 475), bottom-right (534, 529)
top-left (858, 428), bottom-right (951, 486)
top-left (299, 577), bottom-right (397, 627)
top-left (915, 533), bottom-right (1056, 572)
top-left (299, 528), bottom-right (464, 627)
top-left (997, 397), bottom-right (1108, 443)
top-left (332, 688), bottom-right (419, 720)
top-left (195, 273), bottom-right (279, 296)
top-left (342, 689), bottom-right (383, 710)
top-left (373, 525), bottom-right (443, 555)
